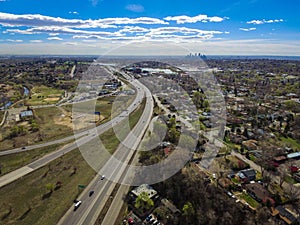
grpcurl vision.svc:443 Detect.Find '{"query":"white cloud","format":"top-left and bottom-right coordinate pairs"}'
top-left (6, 39), bottom-right (23, 42)
top-left (147, 27), bottom-right (223, 37)
top-left (47, 37), bottom-right (63, 41)
top-left (64, 42), bottom-right (78, 46)
top-left (5, 27), bottom-right (120, 36)
top-left (48, 33), bottom-right (59, 36)
top-left (126, 4), bottom-right (145, 13)
top-left (90, 0), bottom-right (100, 7)
top-left (0, 12), bottom-right (167, 29)
top-left (118, 26), bottom-right (149, 34)
top-left (164, 14), bottom-right (225, 24)
top-left (69, 11), bottom-right (79, 15)
top-left (239, 27), bottom-right (256, 31)
top-left (30, 40), bottom-right (43, 43)
top-left (3, 25), bottom-right (224, 42)
top-left (70, 26), bottom-right (223, 42)
top-left (247, 19), bottom-right (283, 25)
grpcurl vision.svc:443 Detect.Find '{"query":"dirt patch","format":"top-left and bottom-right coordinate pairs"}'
top-left (44, 97), bottom-right (60, 102)
top-left (54, 107), bottom-right (105, 130)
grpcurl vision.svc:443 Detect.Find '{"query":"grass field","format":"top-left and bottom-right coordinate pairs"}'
top-left (34, 107), bottom-right (73, 141)
top-left (62, 96), bottom-right (115, 123)
top-left (0, 149), bottom-right (96, 225)
top-left (0, 142), bottom-right (73, 176)
top-left (26, 85), bottom-right (64, 106)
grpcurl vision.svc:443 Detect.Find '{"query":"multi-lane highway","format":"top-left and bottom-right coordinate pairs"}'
top-left (57, 69), bottom-right (154, 225)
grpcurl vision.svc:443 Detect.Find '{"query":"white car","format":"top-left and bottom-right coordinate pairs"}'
top-left (101, 175), bottom-right (105, 180)
top-left (74, 200), bottom-right (82, 211)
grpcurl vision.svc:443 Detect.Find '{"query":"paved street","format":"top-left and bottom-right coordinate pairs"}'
top-left (57, 69), bottom-right (154, 225)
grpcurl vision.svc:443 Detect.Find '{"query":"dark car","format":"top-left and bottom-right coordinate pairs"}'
top-left (89, 190), bottom-right (94, 197)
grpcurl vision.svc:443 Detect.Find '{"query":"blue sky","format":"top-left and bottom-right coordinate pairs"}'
top-left (0, 0), bottom-right (299, 55)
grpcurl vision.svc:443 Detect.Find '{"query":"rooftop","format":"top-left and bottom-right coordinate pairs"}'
top-left (131, 184), bottom-right (157, 199)
top-left (20, 110), bottom-right (33, 117)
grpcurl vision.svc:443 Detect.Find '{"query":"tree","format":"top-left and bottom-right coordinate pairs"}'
top-left (262, 175), bottom-right (271, 188)
top-left (168, 127), bottom-right (180, 144)
top-left (182, 201), bottom-right (195, 216)
top-left (45, 183), bottom-right (54, 193)
top-left (134, 192), bottom-right (154, 210)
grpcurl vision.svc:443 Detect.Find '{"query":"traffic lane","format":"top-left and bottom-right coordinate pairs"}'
top-left (58, 72), bottom-right (150, 224)
top-left (63, 143), bottom-right (133, 225)
top-left (63, 101), bottom-right (151, 224)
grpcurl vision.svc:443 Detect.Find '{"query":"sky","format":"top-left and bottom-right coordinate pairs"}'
top-left (0, 0), bottom-right (299, 55)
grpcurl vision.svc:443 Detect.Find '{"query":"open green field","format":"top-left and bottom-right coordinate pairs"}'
top-left (0, 149), bottom-right (96, 225)
top-left (0, 142), bottom-right (72, 176)
top-left (26, 85), bottom-right (64, 106)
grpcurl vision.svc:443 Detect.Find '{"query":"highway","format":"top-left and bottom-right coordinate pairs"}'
top-left (0, 71), bottom-right (145, 188)
top-left (57, 69), bottom-right (154, 225)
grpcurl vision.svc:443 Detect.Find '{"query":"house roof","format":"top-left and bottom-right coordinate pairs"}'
top-left (275, 206), bottom-right (297, 224)
top-left (245, 183), bottom-right (270, 201)
top-left (274, 155), bottom-right (287, 162)
top-left (20, 110), bottom-right (33, 117)
top-left (241, 168), bottom-right (256, 178)
top-left (131, 184), bottom-right (157, 199)
top-left (161, 198), bottom-right (180, 214)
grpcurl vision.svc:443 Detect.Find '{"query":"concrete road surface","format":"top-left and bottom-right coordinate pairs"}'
top-left (57, 70), bottom-right (154, 225)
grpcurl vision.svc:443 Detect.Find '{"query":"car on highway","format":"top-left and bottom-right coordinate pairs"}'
top-left (89, 190), bottom-right (94, 197)
top-left (101, 175), bottom-right (105, 180)
top-left (74, 200), bottom-right (82, 211)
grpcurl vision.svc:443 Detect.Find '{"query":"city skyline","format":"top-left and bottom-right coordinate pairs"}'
top-left (0, 0), bottom-right (299, 55)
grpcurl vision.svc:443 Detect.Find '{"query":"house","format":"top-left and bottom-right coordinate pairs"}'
top-left (245, 183), bottom-right (274, 205)
top-left (272, 206), bottom-right (300, 225)
top-left (161, 198), bottom-right (180, 215)
top-left (20, 110), bottom-right (33, 120)
top-left (131, 184), bottom-right (158, 199)
top-left (274, 155), bottom-right (287, 163)
top-left (239, 168), bottom-right (256, 182)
